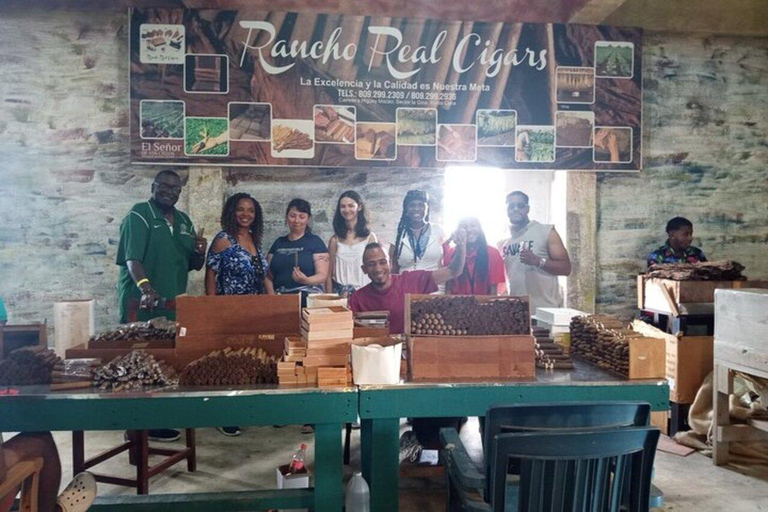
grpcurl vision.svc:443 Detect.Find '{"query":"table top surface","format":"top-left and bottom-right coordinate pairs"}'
top-left (0, 359), bottom-right (665, 401)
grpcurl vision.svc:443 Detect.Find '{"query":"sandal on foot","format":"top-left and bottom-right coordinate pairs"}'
top-left (57, 472), bottom-right (97, 512)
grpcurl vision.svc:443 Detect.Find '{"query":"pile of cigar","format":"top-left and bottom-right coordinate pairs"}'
top-left (93, 351), bottom-right (177, 391)
top-left (570, 315), bottom-right (633, 377)
top-left (51, 359), bottom-right (100, 390)
top-left (410, 296), bottom-right (530, 336)
top-left (0, 347), bottom-right (61, 385)
top-left (180, 347), bottom-right (277, 386)
top-left (89, 320), bottom-right (175, 344)
top-left (533, 326), bottom-right (573, 370)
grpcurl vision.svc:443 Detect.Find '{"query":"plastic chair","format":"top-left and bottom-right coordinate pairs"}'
top-left (440, 402), bottom-right (656, 511)
top-left (489, 427), bottom-right (660, 512)
top-left (0, 456), bottom-right (44, 512)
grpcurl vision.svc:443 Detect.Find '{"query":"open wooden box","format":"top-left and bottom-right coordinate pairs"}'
top-left (405, 294), bottom-right (535, 382)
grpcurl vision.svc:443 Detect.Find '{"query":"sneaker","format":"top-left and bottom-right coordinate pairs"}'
top-left (57, 472), bottom-right (97, 512)
top-left (148, 429), bottom-right (181, 442)
top-left (398, 430), bottom-right (422, 465)
top-left (217, 426), bottom-right (242, 437)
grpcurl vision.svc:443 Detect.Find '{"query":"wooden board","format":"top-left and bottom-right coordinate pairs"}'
top-left (628, 336), bottom-right (666, 380)
top-left (303, 354), bottom-right (350, 367)
top-left (640, 278), bottom-right (768, 312)
top-left (300, 327), bottom-right (354, 341)
top-left (714, 289), bottom-right (768, 377)
top-left (302, 306), bottom-right (353, 324)
top-left (301, 318), bottom-right (353, 332)
top-left (353, 326), bottom-right (390, 339)
top-left (407, 335), bottom-right (535, 382)
top-left (176, 294), bottom-right (300, 337)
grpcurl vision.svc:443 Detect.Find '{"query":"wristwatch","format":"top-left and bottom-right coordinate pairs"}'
top-left (538, 257), bottom-right (547, 269)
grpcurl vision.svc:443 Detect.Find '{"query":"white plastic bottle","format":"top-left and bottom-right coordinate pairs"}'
top-left (345, 472), bottom-right (370, 512)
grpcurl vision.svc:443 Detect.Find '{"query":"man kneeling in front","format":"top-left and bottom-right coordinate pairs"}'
top-left (349, 233), bottom-right (467, 463)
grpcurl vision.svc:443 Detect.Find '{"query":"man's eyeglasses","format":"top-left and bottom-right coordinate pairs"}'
top-left (507, 202), bottom-right (528, 210)
top-left (154, 182), bottom-right (182, 193)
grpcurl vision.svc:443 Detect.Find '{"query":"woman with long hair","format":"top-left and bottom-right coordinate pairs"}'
top-left (443, 217), bottom-right (506, 295)
top-left (389, 190), bottom-right (445, 274)
top-left (205, 192), bottom-right (267, 296)
top-left (205, 192), bottom-right (267, 437)
top-left (326, 190), bottom-right (377, 297)
top-left (265, 198), bottom-right (329, 298)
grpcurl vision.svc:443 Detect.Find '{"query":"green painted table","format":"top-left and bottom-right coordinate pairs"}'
top-left (0, 384), bottom-right (357, 511)
top-left (358, 360), bottom-right (670, 512)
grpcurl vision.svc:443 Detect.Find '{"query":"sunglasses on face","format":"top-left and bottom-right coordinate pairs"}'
top-left (507, 202), bottom-right (528, 210)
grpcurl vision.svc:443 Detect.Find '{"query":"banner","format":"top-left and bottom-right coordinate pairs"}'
top-left (130, 9), bottom-right (642, 171)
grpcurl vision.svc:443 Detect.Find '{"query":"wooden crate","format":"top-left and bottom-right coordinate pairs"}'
top-left (405, 294), bottom-right (531, 335)
top-left (0, 323), bottom-right (47, 360)
top-left (407, 335), bottom-right (535, 382)
top-left (714, 289), bottom-right (768, 375)
top-left (632, 319), bottom-right (713, 402)
top-left (637, 276), bottom-right (768, 314)
top-left (176, 294), bottom-right (300, 343)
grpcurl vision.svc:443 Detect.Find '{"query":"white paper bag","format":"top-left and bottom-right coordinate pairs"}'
top-left (351, 337), bottom-right (402, 385)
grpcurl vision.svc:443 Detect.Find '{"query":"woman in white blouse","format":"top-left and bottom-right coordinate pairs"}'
top-left (390, 190), bottom-right (445, 274)
top-left (326, 190), bottom-right (377, 297)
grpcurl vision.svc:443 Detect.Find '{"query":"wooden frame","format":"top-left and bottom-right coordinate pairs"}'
top-left (0, 323), bottom-right (47, 360)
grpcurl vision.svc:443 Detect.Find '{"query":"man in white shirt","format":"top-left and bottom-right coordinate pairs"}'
top-left (498, 191), bottom-right (572, 311)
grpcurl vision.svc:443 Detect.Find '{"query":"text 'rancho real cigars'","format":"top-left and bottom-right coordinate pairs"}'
top-left (238, 22), bottom-right (548, 79)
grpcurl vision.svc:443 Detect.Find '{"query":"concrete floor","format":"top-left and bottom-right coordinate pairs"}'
top-left (44, 418), bottom-right (768, 511)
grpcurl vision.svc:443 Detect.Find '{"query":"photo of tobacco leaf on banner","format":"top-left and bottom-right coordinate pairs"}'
top-left (129, 9), bottom-right (642, 171)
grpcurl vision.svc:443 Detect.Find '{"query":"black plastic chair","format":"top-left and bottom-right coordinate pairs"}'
top-left (440, 402), bottom-right (656, 511)
top-left (489, 427), bottom-right (660, 512)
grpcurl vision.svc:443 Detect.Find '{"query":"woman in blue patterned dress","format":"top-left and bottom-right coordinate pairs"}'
top-left (205, 193), bottom-right (267, 438)
top-left (205, 193), bottom-right (268, 297)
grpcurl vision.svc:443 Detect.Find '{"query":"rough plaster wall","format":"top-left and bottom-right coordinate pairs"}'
top-left (596, 33), bottom-right (768, 319)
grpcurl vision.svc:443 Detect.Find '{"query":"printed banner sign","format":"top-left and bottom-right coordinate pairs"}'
top-left (130, 9), bottom-right (642, 171)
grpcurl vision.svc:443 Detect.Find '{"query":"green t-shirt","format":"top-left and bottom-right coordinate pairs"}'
top-left (116, 200), bottom-right (197, 322)
top-left (0, 295), bottom-right (7, 323)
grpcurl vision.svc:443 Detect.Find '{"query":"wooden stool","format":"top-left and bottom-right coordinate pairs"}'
top-left (0, 457), bottom-right (43, 512)
top-left (72, 429), bottom-right (196, 494)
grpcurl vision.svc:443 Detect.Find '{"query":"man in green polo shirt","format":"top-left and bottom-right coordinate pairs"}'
top-left (116, 170), bottom-right (207, 323)
top-left (116, 170), bottom-right (206, 442)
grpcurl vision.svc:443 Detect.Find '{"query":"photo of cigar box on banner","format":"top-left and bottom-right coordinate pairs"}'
top-left (129, 9), bottom-right (642, 171)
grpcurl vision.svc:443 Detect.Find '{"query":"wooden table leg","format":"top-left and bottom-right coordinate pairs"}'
top-left (185, 429), bottom-right (196, 472)
top-left (72, 431), bottom-right (85, 475)
top-left (713, 363), bottom-right (732, 465)
top-left (127, 430), bottom-right (138, 466)
top-left (137, 430), bottom-right (149, 494)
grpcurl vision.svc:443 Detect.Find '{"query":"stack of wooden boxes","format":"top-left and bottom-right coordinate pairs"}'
top-left (277, 306), bottom-right (354, 387)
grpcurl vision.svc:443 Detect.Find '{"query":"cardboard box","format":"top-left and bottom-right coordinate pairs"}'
top-left (667, 336), bottom-right (713, 403)
top-left (632, 320), bottom-right (712, 401)
top-left (276, 464), bottom-right (310, 489)
top-left (408, 335), bottom-right (535, 382)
